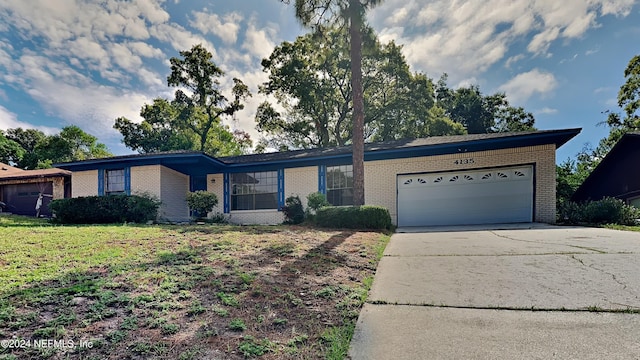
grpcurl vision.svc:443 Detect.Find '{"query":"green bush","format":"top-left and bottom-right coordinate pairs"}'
top-left (306, 192), bottom-right (330, 213)
top-left (49, 194), bottom-right (160, 224)
top-left (316, 206), bottom-right (392, 230)
top-left (282, 195), bottom-right (304, 224)
top-left (558, 197), bottom-right (640, 225)
top-left (186, 191), bottom-right (218, 219)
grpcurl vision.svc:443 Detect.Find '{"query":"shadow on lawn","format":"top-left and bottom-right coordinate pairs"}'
top-left (0, 228), bottom-right (366, 360)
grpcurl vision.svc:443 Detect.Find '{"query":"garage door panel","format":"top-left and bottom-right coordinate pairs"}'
top-left (398, 166), bottom-right (533, 227)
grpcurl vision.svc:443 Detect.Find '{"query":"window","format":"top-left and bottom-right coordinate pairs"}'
top-left (231, 171), bottom-right (278, 210)
top-left (105, 169), bottom-right (125, 195)
top-left (326, 165), bottom-right (353, 206)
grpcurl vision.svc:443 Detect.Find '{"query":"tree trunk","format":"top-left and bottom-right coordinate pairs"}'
top-left (349, 0), bottom-right (365, 206)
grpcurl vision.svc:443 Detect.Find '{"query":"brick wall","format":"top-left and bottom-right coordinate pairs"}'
top-left (206, 173), bottom-right (224, 217)
top-left (227, 210), bottom-right (284, 225)
top-left (284, 166), bottom-right (318, 209)
top-left (72, 170), bottom-right (98, 197)
top-left (160, 166), bottom-right (190, 222)
top-left (131, 165), bottom-right (161, 199)
top-left (69, 144), bottom-right (556, 225)
top-left (364, 144), bottom-right (556, 224)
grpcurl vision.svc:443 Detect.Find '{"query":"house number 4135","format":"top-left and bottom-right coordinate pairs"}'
top-left (454, 158), bottom-right (474, 165)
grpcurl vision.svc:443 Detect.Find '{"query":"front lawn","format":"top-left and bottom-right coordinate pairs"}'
top-left (603, 224), bottom-right (640, 232)
top-left (0, 216), bottom-right (389, 359)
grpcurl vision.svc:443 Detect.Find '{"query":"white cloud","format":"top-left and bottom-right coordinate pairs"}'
top-left (0, 105), bottom-right (59, 134)
top-left (536, 107), bottom-right (558, 115)
top-left (150, 23), bottom-right (217, 58)
top-left (599, 0), bottom-right (636, 16)
top-left (369, 0), bottom-right (637, 81)
top-left (498, 69), bottom-right (558, 104)
top-left (127, 41), bottom-right (164, 59)
top-left (585, 48), bottom-right (599, 56)
top-left (527, 26), bottom-right (560, 55)
top-left (593, 86), bottom-right (613, 94)
top-left (505, 54), bottom-right (525, 69)
top-left (241, 20), bottom-right (277, 61)
top-left (1, 53), bottom-right (151, 137)
top-left (190, 11), bottom-right (243, 44)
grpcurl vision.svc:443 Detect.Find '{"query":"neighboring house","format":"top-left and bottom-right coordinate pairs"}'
top-left (0, 162), bottom-right (71, 217)
top-left (55, 128), bottom-right (580, 226)
top-left (571, 132), bottom-right (640, 208)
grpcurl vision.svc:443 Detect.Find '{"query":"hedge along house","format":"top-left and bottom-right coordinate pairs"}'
top-left (55, 128), bottom-right (580, 226)
top-left (0, 162), bottom-right (71, 217)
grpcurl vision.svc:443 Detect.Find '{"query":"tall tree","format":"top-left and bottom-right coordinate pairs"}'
top-left (436, 74), bottom-right (536, 133)
top-left (4, 128), bottom-right (46, 169)
top-left (114, 45), bottom-right (252, 156)
top-left (0, 130), bottom-right (24, 165)
top-left (601, 54), bottom-right (640, 152)
top-left (284, 0), bottom-right (383, 206)
top-left (3, 126), bottom-right (111, 169)
top-left (257, 28), bottom-right (464, 149)
top-left (168, 44), bottom-right (251, 152)
top-left (114, 98), bottom-right (195, 153)
top-left (36, 126), bottom-right (112, 167)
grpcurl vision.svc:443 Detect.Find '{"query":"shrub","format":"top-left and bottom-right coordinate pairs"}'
top-left (50, 194), bottom-right (160, 224)
top-left (186, 191), bottom-right (218, 219)
top-left (208, 212), bottom-right (228, 224)
top-left (316, 206), bottom-right (392, 230)
top-left (306, 192), bottom-right (330, 214)
top-left (558, 197), bottom-right (640, 225)
top-left (282, 195), bottom-right (304, 224)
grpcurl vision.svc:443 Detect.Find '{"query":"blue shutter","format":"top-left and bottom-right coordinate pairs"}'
top-left (124, 167), bottom-right (131, 195)
top-left (98, 169), bottom-right (105, 196)
top-left (223, 173), bottom-right (230, 213)
top-left (277, 169), bottom-right (285, 211)
top-left (318, 165), bottom-right (326, 194)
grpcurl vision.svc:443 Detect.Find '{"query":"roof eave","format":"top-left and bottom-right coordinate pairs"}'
top-left (225, 128), bottom-right (581, 170)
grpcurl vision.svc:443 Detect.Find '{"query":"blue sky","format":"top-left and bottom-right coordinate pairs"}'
top-left (0, 0), bottom-right (638, 163)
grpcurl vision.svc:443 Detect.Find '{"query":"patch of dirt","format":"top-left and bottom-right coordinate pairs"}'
top-left (0, 225), bottom-right (388, 359)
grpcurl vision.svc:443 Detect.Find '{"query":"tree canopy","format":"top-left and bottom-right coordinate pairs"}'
top-left (1, 126), bottom-right (112, 169)
top-left (114, 44), bottom-right (252, 156)
top-left (282, 0), bottom-right (384, 206)
top-left (256, 28), bottom-right (535, 150)
top-left (0, 130), bottom-right (25, 165)
top-left (600, 54), bottom-right (640, 153)
top-left (256, 28), bottom-right (465, 150)
top-left (435, 75), bottom-right (536, 134)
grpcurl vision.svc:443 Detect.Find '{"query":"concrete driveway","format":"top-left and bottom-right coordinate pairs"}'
top-left (349, 224), bottom-right (640, 359)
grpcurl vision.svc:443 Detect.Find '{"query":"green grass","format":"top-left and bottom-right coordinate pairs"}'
top-left (603, 224), bottom-right (640, 232)
top-left (0, 215), bottom-right (391, 359)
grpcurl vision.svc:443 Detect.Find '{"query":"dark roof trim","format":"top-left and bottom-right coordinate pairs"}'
top-left (54, 151), bottom-right (226, 173)
top-left (223, 128), bottom-right (581, 171)
top-left (0, 172), bottom-right (71, 181)
top-left (55, 128), bottom-right (581, 174)
top-left (572, 132), bottom-right (640, 201)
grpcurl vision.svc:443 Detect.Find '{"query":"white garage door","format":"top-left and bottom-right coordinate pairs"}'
top-left (397, 166), bottom-right (533, 227)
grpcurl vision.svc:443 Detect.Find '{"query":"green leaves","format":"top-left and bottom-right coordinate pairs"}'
top-left (114, 45), bottom-right (252, 156)
top-left (258, 27), bottom-right (474, 150)
top-left (3, 126), bottom-right (111, 169)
